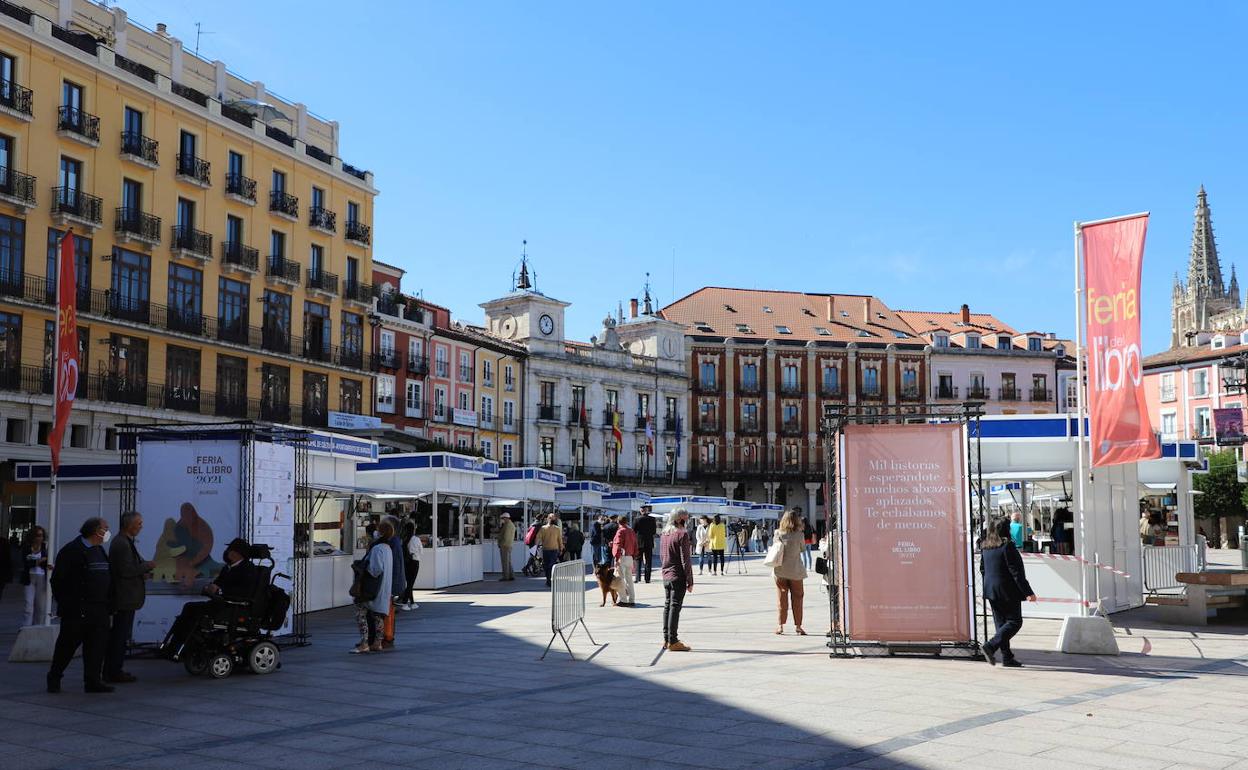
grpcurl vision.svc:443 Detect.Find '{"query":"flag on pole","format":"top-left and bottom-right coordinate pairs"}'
top-left (612, 409), bottom-right (623, 449)
top-left (1081, 213), bottom-right (1159, 467)
top-left (49, 231), bottom-right (79, 472)
top-left (645, 411), bottom-right (654, 455)
top-left (580, 401), bottom-right (590, 446)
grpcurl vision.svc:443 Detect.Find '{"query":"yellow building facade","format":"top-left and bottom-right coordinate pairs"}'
top-left (0, 0), bottom-right (377, 467)
top-left (468, 327), bottom-right (525, 467)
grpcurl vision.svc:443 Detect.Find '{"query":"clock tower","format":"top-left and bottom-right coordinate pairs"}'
top-left (479, 251), bottom-right (569, 352)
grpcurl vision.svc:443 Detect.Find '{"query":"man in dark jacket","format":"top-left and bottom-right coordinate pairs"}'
top-left (161, 538), bottom-right (256, 661)
top-left (381, 515), bottom-right (406, 649)
top-left (980, 516), bottom-right (1037, 668)
top-left (601, 516), bottom-right (620, 567)
top-left (589, 516), bottom-right (604, 566)
top-left (105, 512), bottom-right (153, 684)
top-left (633, 509), bottom-right (658, 583)
top-left (48, 517), bottom-right (114, 694)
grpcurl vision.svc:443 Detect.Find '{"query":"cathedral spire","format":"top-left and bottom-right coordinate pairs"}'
top-left (1231, 264), bottom-right (1241, 307)
top-left (1189, 185), bottom-right (1226, 298)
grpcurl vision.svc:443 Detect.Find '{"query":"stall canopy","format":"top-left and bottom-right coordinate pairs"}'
top-left (720, 499), bottom-right (754, 519)
top-left (556, 480), bottom-right (608, 510)
top-left (603, 490), bottom-right (651, 515)
top-left (747, 503), bottom-right (784, 520)
top-left (650, 495), bottom-right (728, 516)
top-left (483, 467), bottom-right (565, 572)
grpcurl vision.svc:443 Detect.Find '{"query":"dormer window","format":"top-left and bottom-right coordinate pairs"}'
top-left (1028, 336), bottom-right (1043, 352)
top-left (1212, 335), bottom-right (1226, 350)
top-left (934, 333), bottom-right (949, 348)
top-left (966, 334), bottom-right (981, 348)
top-left (814, 327), bottom-right (831, 336)
top-left (857, 330), bottom-right (871, 338)
top-left (892, 330), bottom-right (908, 339)
top-left (736, 323), bottom-right (753, 334)
top-left (775, 325), bottom-right (792, 334)
top-left (763, 306), bottom-right (773, 313)
top-left (998, 335), bottom-right (1011, 349)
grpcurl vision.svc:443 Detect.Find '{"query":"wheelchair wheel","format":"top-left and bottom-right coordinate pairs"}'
top-left (182, 650), bottom-right (209, 677)
top-left (208, 653), bottom-right (234, 679)
top-left (247, 642), bottom-right (279, 675)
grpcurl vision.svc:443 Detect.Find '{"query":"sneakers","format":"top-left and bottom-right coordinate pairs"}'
top-left (666, 641), bottom-right (691, 652)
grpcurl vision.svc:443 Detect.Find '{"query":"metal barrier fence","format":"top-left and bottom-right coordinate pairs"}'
top-left (542, 559), bottom-right (599, 660)
top-left (1142, 545), bottom-right (1200, 594)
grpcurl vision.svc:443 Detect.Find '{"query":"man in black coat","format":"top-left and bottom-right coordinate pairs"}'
top-left (633, 508), bottom-right (658, 583)
top-left (160, 538), bottom-right (257, 660)
top-left (47, 517), bottom-right (114, 693)
top-left (589, 516), bottom-right (604, 566)
top-left (601, 516), bottom-right (620, 567)
top-left (980, 516), bottom-right (1037, 668)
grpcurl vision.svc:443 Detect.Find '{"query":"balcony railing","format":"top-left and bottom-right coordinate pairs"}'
top-left (781, 420), bottom-right (804, 436)
top-left (407, 355), bottom-right (429, 376)
top-left (695, 379), bottom-right (719, 395)
top-left (342, 281), bottom-right (372, 304)
top-left (430, 402), bottom-right (450, 423)
top-left (221, 241), bottom-right (259, 271)
top-left (337, 346), bottom-right (364, 370)
top-left (302, 336), bottom-right (334, 364)
top-left (0, 80), bottom-right (33, 117)
top-left (270, 190), bottom-right (298, 217)
top-left (115, 207), bottom-right (161, 243)
top-left (225, 173), bottom-right (256, 202)
top-left (967, 386), bottom-right (990, 400)
top-left (0, 166), bottom-right (36, 205)
top-left (820, 384), bottom-right (843, 398)
top-left (859, 388), bottom-right (884, 401)
top-left (266, 255), bottom-right (300, 283)
top-left (346, 220), bottom-right (371, 245)
top-left (309, 206), bottom-right (337, 232)
top-left (738, 381), bottom-right (761, 396)
top-left (52, 187), bottom-right (102, 224)
top-left (171, 226), bottom-right (212, 258)
top-left (174, 154), bottom-right (211, 185)
top-left (261, 323), bottom-right (292, 355)
top-left (459, 366), bottom-right (474, 383)
top-left (57, 105), bottom-right (99, 142)
top-left (999, 387), bottom-right (1021, 401)
top-left (434, 360), bottom-right (449, 377)
top-left (537, 404), bottom-right (562, 422)
top-left (1030, 388), bottom-right (1053, 402)
top-left (933, 385), bottom-right (959, 399)
top-left (696, 417), bottom-right (719, 433)
top-left (371, 350), bottom-right (401, 370)
top-left (663, 416), bottom-right (678, 433)
top-left (120, 131), bottom-right (158, 164)
top-left (899, 386), bottom-right (921, 401)
top-left (306, 269), bottom-right (339, 295)
top-left (569, 407), bottom-right (592, 426)
top-left (780, 382), bottom-right (802, 396)
top-left (738, 419), bottom-right (761, 435)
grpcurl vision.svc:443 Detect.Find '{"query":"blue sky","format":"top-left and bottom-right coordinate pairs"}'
top-left (131, 1), bottom-right (1248, 353)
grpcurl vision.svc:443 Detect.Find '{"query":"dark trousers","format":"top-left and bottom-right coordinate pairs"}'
top-left (403, 559), bottom-right (419, 604)
top-left (49, 612), bottom-right (108, 684)
top-left (542, 549), bottom-right (560, 583)
top-left (987, 598), bottom-right (1023, 660)
top-left (162, 600), bottom-right (216, 656)
top-left (663, 579), bottom-right (687, 644)
top-left (712, 549), bottom-right (725, 572)
top-left (636, 540), bottom-right (654, 582)
top-left (105, 609), bottom-right (135, 677)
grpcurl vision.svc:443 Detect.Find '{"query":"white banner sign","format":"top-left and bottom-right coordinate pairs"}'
top-left (252, 441), bottom-right (295, 635)
top-left (328, 411), bottom-right (382, 430)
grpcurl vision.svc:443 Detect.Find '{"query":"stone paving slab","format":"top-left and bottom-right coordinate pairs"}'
top-left (0, 552), bottom-right (1246, 769)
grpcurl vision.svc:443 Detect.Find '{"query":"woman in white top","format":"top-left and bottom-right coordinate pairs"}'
top-left (694, 516), bottom-right (711, 574)
top-left (401, 521), bottom-right (423, 611)
top-left (772, 510), bottom-right (809, 635)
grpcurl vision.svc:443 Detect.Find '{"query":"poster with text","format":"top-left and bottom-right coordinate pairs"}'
top-left (133, 439), bottom-right (242, 642)
top-left (252, 441), bottom-right (295, 634)
top-left (1215, 407), bottom-right (1245, 446)
top-left (842, 423), bottom-right (971, 642)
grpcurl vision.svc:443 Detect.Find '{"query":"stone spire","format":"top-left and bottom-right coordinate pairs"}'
top-left (1188, 185), bottom-right (1226, 298)
top-left (1231, 264), bottom-right (1241, 307)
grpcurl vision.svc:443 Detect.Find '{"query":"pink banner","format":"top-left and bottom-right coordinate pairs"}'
top-left (842, 423), bottom-right (970, 642)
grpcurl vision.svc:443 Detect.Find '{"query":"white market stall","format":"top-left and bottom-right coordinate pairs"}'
top-left (650, 495), bottom-right (728, 518)
top-left (483, 467), bottom-right (564, 574)
top-left (748, 503), bottom-right (784, 521)
top-left (556, 480), bottom-right (609, 553)
top-left (354, 452), bottom-right (499, 589)
top-left (1137, 441), bottom-right (1204, 547)
top-left (603, 490), bottom-right (652, 523)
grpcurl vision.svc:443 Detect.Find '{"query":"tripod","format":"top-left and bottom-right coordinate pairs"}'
top-left (728, 528), bottom-right (748, 575)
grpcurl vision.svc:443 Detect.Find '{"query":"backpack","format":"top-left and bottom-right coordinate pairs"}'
top-left (262, 584), bottom-right (291, 630)
top-left (349, 542), bottom-right (384, 602)
top-left (524, 524), bottom-right (539, 547)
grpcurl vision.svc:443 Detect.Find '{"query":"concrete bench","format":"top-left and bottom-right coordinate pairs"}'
top-left (1148, 571), bottom-right (1248, 625)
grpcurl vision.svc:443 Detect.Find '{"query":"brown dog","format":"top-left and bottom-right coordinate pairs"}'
top-left (595, 564), bottom-right (620, 606)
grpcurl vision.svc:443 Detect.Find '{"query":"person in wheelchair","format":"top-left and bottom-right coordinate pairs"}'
top-left (161, 538), bottom-right (257, 660)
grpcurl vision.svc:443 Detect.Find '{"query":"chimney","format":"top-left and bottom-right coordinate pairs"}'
top-left (960, 303), bottom-right (970, 323)
top-left (826, 295), bottom-right (834, 322)
top-left (156, 22), bottom-right (168, 36)
top-left (629, 298), bottom-right (638, 319)
top-left (863, 297), bottom-right (872, 323)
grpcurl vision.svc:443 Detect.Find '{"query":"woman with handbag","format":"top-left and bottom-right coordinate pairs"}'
top-left (769, 510), bottom-right (808, 635)
top-left (349, 520), bottom-right (393, 654)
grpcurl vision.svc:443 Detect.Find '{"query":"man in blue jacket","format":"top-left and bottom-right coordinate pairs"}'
top-left (47, 517), bottom-right (114, 693)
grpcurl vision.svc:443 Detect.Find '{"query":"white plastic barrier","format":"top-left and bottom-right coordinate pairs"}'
top-left (541, 560), bottom-right (599, 660)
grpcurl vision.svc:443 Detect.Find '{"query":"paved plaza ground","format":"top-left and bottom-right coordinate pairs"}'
top-left (0, 550), bottom-right (1246, 770)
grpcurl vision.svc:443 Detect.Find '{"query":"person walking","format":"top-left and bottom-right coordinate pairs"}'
top-left (1009, 512), bottom-right (1027, 549)
top-left (496, 512), bottom-right (516, 580)
top-left (612, 516), bottom-right (639, 606)
top-left (564, 521), bottom-right (585, 563)
top-left (660, 508), bottom-right (694, 651)
top-left (381, 516), bottom-right (406, 649)
top-left (695, 516), bottom-right (710, 574)
top-left (772, 510), bottom-right (809, 635)
top-left (634, 507), bottom-right (657, 583)
top-left (980, 516), bottom-right (1037, 668)
top-left (351, 520), bottom-right (393, 654)
top-left (602, 515), bottom-right (620, 567)
top-left (105, 512), bottom-right (153, 684)
top-left (47, 517), bottom-right (114, 694)
top-left (538, 514), bottom-right (564, 587)
top-left (20, 526), bottom-right (50, 628)
top-left (800, 518), bottom-right (814, 569)
top-left (589, 515), bottom-right (605, 566)
top-left (401, 521), bottom-right (422, 610)
top-left (708, 515), bottom-right (726, 575)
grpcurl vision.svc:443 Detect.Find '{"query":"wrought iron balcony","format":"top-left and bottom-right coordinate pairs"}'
top-left (0, 80), bottom-right (33, 118)
top-left (933, 385), bottom-right (959, 400)
top-left (738, 418), bottom-right (762, 435)
top-left (967, 386), bottom-right (990, 400)
top-left (635, 414), bottom-right (650, 430)
top-left (259, 399), bottom-right (291, 424)
top-left (57, 105), bottom-right (99, 142)
top-left (781, 420), bottom-right (804, 436)
top-left (819, 384), bottom-right (843, 398)
top-left (337, 346), bottom-right (364, 370)
top-left (270, 190), bottom-right (298, 218)
top-left (738, 381), bottom-right (761, 396)
top-left (371, 350), bottom-right (401, 370)
top-left (221, 241), bottom-right (258, 271)
top-left (0, 166), bottom-right (36, 206)
top-left (52, 187), bottom-right (102, 225)
top-left (166, 307), bottom-right (206, 335)
top-left (537, 404), bottom-right (562, 422)
top-left (1030, 388), bottom-right (1054, 402)
top-left (309, 206), bottom-right (337, 232)
top-left (859, 388), bottom-right (884, 401)
top-left (225, 173), bottom-right (256, 202)
top-left (216, 316), bottom-right (250, 345)
top-left (695, 379), bottom-right (719, 395)
top-left (345, 220), bottom-right (371, 245)
top-left (115, 207), bottom-right (161, 244)
top-left (999, 387), bottom-right (1020, 401)
top-left (161, 385), bottom-right (202, 413)
top-left (407, 354), bottom-right (429, 376)
top-left (899, 386), bottom-right (922, 402)
top-left (266, 255), bottom-right (300, 283)
top-left (214, 392), bottom-right (249, 419)
top-left (430, 401), bottom-right (451, 423)
top-left (306, 268), bottom-right (338, 295)
top-left (459, 365), bottom-right (474, 383)
top-left (342, 281), bottom-right (372, 304)
top-left (171, 226), bottom-right (212, 259)
top-left (120, 131), bottom-right (158, 164)
top-left (695, 417), bottom-right (719, 433)
top-left (176, 154), bottom-right (211, 185)
top-left (780, 382), bottom-right (802, 396)
top-left (664, 415), bottom-right (678, 433)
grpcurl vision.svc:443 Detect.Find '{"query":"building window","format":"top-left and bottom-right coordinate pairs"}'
top-left (481, 439), bottom-right (492, 459)
top-left (405, 380), bottom-right (422, 417)
top-left (458, 390), bottom-right (469, 411)
top-left (966, 334), bottom-right (980, 349)
top-left (0, 311), bottom-right (21, 372)
top-left (1194, 407), bottom-right (1212, 438)
top-left (309, 243), bottom-right (324, 277)
top-left (1032, 374), bottom-right (1049, 400)
top-left (260, 363), bottom-right (290, 421)
top-left (699, 399), bottom-right (717, 428)
top-left (376, 374), bottom-right (395, 413)
top-left (270, 230), bottom-right (285, 260)
top-left (0, 212), bottom-right (25, 281)
top-left (1159, 372), bottom-right (1175, 402)
top-left (272, 169), bottom-right (286, 194)
top-left (969, 372), bottom-right (986, 398)
top-left (782, 364), bottom-right (799, 392)
top-left (434, 386), bottom-right (447, 418)
top-left (457, 436), bottom-right (470, 451)
top-left (699, 361), bottom-right (716, 389)
top-left (782, 402), bottom-right (799, 427)
top-left (665, 396), bottom-right (677, 424)
top-left (1160, 412), bottom-right (1176, 440)
top-left (938, 372), bottom-right (954, 398)
top-left (481, 395), bottom-right (493, 423)
top-left (459, 351), bottom-right (471, 382)
top-left (700, 442), bottom-right (717, 468)
top-left (741, 401), bottom-right (758, 429)
top-left (934, 333), bottom-right (949, 348)
top-left (110, 247), bottom-right (150, 317)
top-left (1028, 336), bottom-right (1043, 352)
top-left (502, 443), bottom-right (514, 466)
top-left (901, 366), bottom-right (918, 395)
top-left (341, 312), bottom-right (363, 365)
top-left (435, 346), bottom-right (449, 377)
top-left (606, 389), bottom-right (619, 413)
top-left (164, 346), bottom-right (201, 411)
top-left (302, 372), bottom-right (328, 427)
top-left (998, 335), bottom-right (1012, 349)
top-left (540, 437), bottom-right (554, 469)
top-left (637, 392), bottom-right (650, 420)
top-left (482, 359), bottom-right (493, 387)
top-left (822, 366), bottom-right (839, 395)
top-left (304, 301), bottom-right (330, 358)
top-left (504, 400), bottom-right (515, 428)
top-left (742, 362), bottom-right (758, 391)
top-left (168, 263), bottom-right (203, 331)
top-left (216, 355), bottom-right (247, 413)
top-left (862, 365), bottom-right (880, 395)
top-left (45, 228), bottom-right (91, 299)
top-left (1193, 369), bottom-right (1208, 397)
top-left (783, 443), bottom-right (800, 467)
top-left (409, 337), bottom-right (424, 366)
top-left (340, 378), bottom-right (363, 415)
top-left (504, 363), bottom-right (515, 390)
top-left (1001, 372), bottom-right (1017, 400)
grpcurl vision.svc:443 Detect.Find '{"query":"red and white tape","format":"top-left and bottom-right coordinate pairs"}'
top-left (1020, 552), bottom-right (1132, 579)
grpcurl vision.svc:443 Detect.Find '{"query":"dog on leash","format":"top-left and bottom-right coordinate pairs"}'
top-left (594, 564), bottom-right (621, 606)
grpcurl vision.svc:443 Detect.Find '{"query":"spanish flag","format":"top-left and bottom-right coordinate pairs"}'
top-left (612, 409), bottom-right (623, 450)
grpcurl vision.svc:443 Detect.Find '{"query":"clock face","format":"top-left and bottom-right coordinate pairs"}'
top-left (539, 314), bottom-right (555, 336)
top-left (500, 315), bottom-right (517, 339)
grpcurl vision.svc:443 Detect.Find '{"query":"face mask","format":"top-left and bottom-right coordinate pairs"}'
top-left (100, 530), bottom-right (112, 545)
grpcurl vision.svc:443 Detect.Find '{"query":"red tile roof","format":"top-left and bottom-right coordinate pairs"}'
top-left (1144, 342), bottom-right (1248, 369)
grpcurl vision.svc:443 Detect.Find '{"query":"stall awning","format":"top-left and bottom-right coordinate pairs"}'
top-left (1142, 482), bottom-right (1176, 491)
top-left (307, 481), bottom-right (410, 497)
top-left (487, 499), bottom-right (523, 507)
top-left (979, 471), bottom-right (1070, 481)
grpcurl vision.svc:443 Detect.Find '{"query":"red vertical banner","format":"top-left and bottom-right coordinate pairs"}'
top-left (842, 423), bottom-right (970, 642)
top-left (1083, 215), bottom-right (1159, 467)
top-left (49, 231), bottom-right (79, 472)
